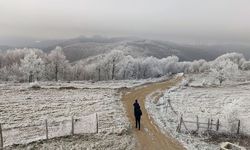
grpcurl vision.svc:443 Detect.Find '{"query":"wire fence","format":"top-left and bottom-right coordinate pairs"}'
top-left (176, 115), bottom-right (241, 135)
top-left (163, 97), bottom-right (246, 135)
top-left (0, 113), bottom-right (98, 149)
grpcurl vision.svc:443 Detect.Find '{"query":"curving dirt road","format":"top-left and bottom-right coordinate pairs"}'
top-left (122, 77), bottom-right (185, 150)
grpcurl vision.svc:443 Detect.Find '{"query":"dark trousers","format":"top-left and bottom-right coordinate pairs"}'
top-left (135, 116), bottom-right (141, 130)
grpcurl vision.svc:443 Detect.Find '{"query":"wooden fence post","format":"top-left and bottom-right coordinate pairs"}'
top-left (0, 123), bottom-right (3, 149)
top-left (216, 119), bottom-right (220, 131)
top-left (96, 113), bottom-right (98, 133)
top-left (210, 119), bottom-right (213, 130)
top-left (45, 119), bottom-right (48, 140)
top-left (207, 118), bottom-right (210, 131)
top-left (196, 116), bottom-right (199, 132)
top-left (176, 115), bottom-right (183, 132)
top-left (71, 116), bottom-right (74, 135)
top-left (237, 120), bottom-right (240, 134)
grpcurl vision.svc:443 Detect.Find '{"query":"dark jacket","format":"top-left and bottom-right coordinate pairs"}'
top-left (135, 108), bottom-right (142, 118)
top-left (133, 102), bottom-right (140, 110)
top-left (133, 102), bottom-right (142, 118)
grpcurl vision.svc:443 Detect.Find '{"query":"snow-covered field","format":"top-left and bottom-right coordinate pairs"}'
top-left (146, 72), bottom-right (250, 150)
top-left (0, 80), bottom-right (153, 149)
top-left (0, 75), bottom-right (169, 89)
top-left (0, 75), bottom-right (171, 149)
top-left (2, 70), bottom-right (250, 149)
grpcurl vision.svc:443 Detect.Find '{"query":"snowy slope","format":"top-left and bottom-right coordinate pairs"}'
top-left (0, 82), bottom-right (136, 149)
top-left (146, 74), bottom-right (250, 150)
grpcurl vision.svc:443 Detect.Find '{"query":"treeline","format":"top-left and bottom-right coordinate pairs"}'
top-left (0, 47), bottom-right (250, 82)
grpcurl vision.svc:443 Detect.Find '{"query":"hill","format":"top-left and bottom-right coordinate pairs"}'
top-left (1, 36), bottom-right (250, 62)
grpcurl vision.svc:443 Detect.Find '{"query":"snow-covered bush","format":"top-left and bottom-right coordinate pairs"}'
top-left (180, 79), bottom-right (189, 86)
top-left (29, 81), bottom-right (41, 89)
top-left (222, 100), bottom-right (241, 133)
top-left (188, 59), bottom-right (209, 73)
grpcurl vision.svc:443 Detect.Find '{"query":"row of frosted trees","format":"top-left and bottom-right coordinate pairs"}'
top-left (0, 47), bottom-right (69, 82)
top-left (0, 47), bottom-right (250, 82)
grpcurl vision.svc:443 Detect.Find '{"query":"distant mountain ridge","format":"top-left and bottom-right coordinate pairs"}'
top-left (1, 36), bottom-right (250, 62)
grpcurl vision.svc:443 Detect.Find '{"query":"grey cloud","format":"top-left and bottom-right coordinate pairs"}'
top-left (0, 0), bottom-right (249, 43)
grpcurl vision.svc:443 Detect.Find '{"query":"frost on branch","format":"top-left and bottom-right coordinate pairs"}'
top-left (20, 50), bottom-right (45, 82)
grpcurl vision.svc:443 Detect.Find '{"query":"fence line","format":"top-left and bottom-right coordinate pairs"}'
top-left (176, 115), bottom-right (241, 135)
top-left (0, 113), bottom-right (98, 148)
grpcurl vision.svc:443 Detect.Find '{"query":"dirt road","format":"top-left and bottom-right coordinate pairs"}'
top-left (122, 77), bottom-right (185, 150)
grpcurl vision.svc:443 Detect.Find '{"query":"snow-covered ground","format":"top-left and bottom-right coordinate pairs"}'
top-left (0, 79), bottom-right (155, 149)
top-left (0, 75), bottom-right (169, 90)
top-left (187, 70), bottom-right (250, 87)
top-left (146, 72), bottom-right (250, 150)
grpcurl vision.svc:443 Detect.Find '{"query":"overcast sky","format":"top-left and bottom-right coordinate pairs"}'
top-left (0, 0), bottom-right (250, 43)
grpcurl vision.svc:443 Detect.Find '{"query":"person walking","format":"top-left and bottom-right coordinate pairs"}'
top-left (133, 100), bottom-right (142, 130)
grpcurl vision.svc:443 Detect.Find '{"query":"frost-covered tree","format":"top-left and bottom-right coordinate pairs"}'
top-left (210, 53), bottom-right (242, 85)
top-left (188, 59), bottom-right (209, 73)
top-left (133, 58), bottom-right (143, 79)
top-left (143, 57), bottom-right (162, 78)
top-left (20, 50), bottom-right (45, 82)
top-left (105, 50), bottom-right (124, 80)
top-left (117, 55), bottom-right (135, 79)
top-left (213, 53), bottom-right (246, 69)
top-left (1, 47), bottom-right (250, 82)
top-left (48, 46), bottom-right (68, 81)
top-left (0, 52), bottom-right (4, 68)
top-left (0, 48), bottom-right (44, 68)
top-left (0, 66), bottom-right (9, 81)
top-left (162, 56), bottom-right (180, 74)
top-left (242, 61), bottom-right (250, 70)
top-left (1, 67), bottom-right (20, 81)
top-left (72, 61), bottom-right (86, 80)
top-left (217, 72), bottom-right (226, 86)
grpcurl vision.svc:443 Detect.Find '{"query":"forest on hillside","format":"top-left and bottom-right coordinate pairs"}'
top-left (0, 47), bottom-right (250, 82)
